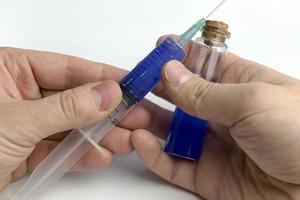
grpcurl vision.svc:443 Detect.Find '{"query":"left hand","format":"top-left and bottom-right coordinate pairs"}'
top-left (0, 47), bottom-right (166, 190)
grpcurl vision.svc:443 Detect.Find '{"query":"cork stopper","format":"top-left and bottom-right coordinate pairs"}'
top-left (202, 20), bottom-right (230, 43)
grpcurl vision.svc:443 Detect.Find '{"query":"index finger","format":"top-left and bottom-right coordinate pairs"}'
top-left (15, 48), bottom-right (127, 90)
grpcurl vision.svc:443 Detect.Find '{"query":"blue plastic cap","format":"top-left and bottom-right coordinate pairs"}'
top-left (120, 37), bottom-right (186, 102)
top-left (164, 108), bottom-right (208, 161)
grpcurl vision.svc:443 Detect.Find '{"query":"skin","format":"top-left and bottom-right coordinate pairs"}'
top-left (0, 47), bottom-right (164, 190)
top-left (130, 38), bottom-right (300, 199)
top-left (1, 36), bottom-right (300, 199)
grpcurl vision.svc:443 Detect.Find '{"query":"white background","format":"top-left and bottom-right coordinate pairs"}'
top-left (0, 0), bottom-right (300, 199)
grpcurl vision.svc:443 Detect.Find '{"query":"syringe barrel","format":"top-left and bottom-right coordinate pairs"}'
top-left (10, 100), bottom-right (130, 200)
top-left (12, 37), bottom-right (186, 200)
top-left (120, 37), bottom-right (186, 102)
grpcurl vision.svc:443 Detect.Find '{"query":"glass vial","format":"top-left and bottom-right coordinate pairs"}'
top-left (164, 20), bottom-right (230, 161)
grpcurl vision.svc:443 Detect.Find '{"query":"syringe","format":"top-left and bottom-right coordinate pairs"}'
top-left (179, 0), bottom-right (226, 44)
top-left (10, 1), bottom-right (226, 199)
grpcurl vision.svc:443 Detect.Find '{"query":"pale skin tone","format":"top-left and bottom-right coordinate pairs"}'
top-left (0, 47), bottom-right (159, 189)
top-left (0, 35), bottom-right (300, 199)
top-left (131, 39), bottom-right (300, 199)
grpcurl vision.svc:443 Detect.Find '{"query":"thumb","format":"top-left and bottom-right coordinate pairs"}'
top-left (3, 81), bottom-right (122, 143)
top-left (161, 60), bottom-right (255, 126)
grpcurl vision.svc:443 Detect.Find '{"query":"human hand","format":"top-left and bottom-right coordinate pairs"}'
top-left (131, 39), bottom-right (300, 199)
top-left (0, 47), bottom-right (161, 190)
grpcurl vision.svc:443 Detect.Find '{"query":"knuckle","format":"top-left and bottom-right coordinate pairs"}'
top-left (59, 89), bottom-right (90, 122)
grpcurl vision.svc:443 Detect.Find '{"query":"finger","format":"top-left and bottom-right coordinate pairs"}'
top-left (28, 126), bottom-right (135, 173)
top-left (118, 99), bottom-right (173, 139)
top-left (212, 53), bottom-right (298, 85)
top-left (161, 60), bottom-right (274, 126)
top-left (45, 127), bottom-right (134, 154)
top-left (139, 100), bottom-right (173, 139)
top-left (10, 48), bottom-right (127, 90)
top-left (154, 53), bottom-right (297, 103)
top-left (42, 91), bottom-right (173, 140)
top-left (27, 140), bottom-right (112, 172)
top-left (130, 129), bottom-right (197, 193)
top-left (153, 35), bottom-right (192, 100)
top-left (1, 81), bottom-right (122, 145)
top-left (118, 103), bottom-right (152, 130)
top-left (41, 88), bottom-right (134, 148)
top-left (100, 126), bottom-right (133, 154)
top-left (71, 146), bottom-right (112, 171)
top-left (131, 129), bottom-right (235, 200)
top-left (153, 36), bottom-right (297, 102)
top-left (41, 89), bottom-right (174, 140)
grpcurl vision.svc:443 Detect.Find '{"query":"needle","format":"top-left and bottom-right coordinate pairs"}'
top-left (179, 0), bottom-right (227, 44)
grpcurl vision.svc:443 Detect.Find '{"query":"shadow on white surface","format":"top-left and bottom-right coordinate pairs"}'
top-left (1, 153), bottom-right (200, 200)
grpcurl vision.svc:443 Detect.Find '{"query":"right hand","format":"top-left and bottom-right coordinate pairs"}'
top-left (131, 39), bottom-right (300, 199)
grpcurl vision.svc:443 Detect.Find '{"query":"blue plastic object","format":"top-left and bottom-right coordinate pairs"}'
top-left (121, 36), bottom-right (207, 161)
top-left (120, 37), bottom-right (207, 162)
top-left (164, 108), bottom-right (208, 161)
top-left (120, 37), bottom-right (186, 102)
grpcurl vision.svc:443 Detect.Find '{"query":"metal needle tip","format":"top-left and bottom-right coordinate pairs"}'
top-left (205, 0), bottom-right (227, 19)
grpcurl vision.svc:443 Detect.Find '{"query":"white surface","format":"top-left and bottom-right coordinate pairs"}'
top-left (2, 154), bottom-right (198, 200)
top-left (0, 0), bottom-right (300, 199)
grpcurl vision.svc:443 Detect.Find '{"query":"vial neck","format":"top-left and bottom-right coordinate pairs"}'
top-left (197, 36), bottom-right (227, 49)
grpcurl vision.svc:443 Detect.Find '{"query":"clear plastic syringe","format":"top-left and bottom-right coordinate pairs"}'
top-left (10, 1), bottom-right (226, 199)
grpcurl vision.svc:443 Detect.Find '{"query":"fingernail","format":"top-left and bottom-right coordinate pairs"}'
top-left (91, 82), bottom-right (120, 111)
top-left (164, 60), bottom-right (195, 87)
